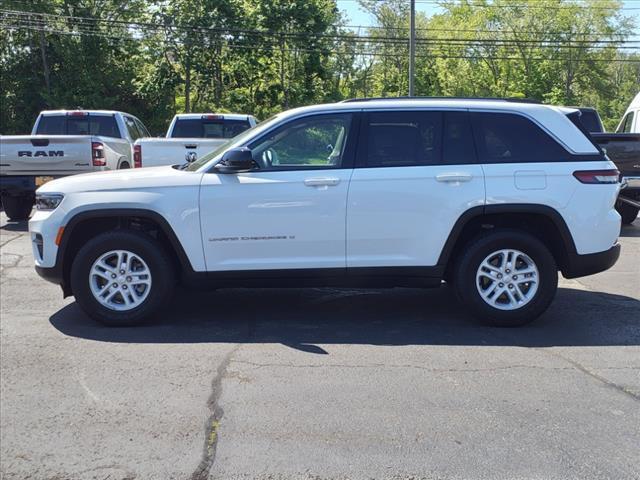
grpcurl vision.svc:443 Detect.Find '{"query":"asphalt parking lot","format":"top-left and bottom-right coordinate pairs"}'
top-left (1, 211), bottom-right (638, 480)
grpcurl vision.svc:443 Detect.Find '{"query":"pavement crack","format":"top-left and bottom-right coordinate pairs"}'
top-left (0, 252), bottom-right (24, 269)
top-left (189, 320), bottom-right (255, 480)
top-left (0, 234), bottom-right (26, 248)
top-left (537, 348), bottom-right (640, 402)
top-left (229, 359), bottom-right (579, 373)
top-left (189, 344), bottom-right (240, 480)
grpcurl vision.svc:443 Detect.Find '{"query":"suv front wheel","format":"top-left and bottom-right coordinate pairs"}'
top-left (70, 230), bottom-right (175, 326)
top-left (453, 230), bottom-right (558, 327)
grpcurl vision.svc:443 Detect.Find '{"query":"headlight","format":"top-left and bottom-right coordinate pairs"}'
top-left (35, 193), bottom-right (64, 211)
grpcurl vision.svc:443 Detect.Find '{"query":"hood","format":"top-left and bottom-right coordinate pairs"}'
top-left (37, 166), bottom-right (202, 194)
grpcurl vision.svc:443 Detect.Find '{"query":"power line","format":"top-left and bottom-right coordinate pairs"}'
top-left (3, 19), bottom-right (638, 63)
top-left (5, 17), bottom-right (639, 51)
top-left (344, 24), bottom-right (638, 37)
top-left (340, 0), bottom-right (640, 10)
top-left (2, 9), bottom-right (638, 47)
top-left (2, 8), bottom-right (638, 45)
top-left (338, 0), bottom-right (640, 9)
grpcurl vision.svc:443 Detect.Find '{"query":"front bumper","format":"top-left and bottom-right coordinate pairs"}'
top-left (562, 243), bottom-right (621, 279)
top-left (35, 264), bottom-right (63, 284)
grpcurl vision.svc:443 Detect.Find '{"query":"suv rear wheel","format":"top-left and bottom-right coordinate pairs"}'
top-left (70, 230), bottom-right (175, 326)
top-left (453, 230), bottom-right (558, 327)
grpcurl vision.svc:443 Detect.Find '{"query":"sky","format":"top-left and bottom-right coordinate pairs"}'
top-left (336, 0), bottom-right (640, 29)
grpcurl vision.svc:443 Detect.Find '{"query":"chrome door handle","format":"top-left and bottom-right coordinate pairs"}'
top-left (304, 177), bottom-right (341, 187)
top-left (436, 172), bottom-right (473, 183)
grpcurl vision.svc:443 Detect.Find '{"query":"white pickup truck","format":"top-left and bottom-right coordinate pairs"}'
top-left (133, 113), bottom-right (257, 168)
top-left (0, 110), bottom-right (150, 220)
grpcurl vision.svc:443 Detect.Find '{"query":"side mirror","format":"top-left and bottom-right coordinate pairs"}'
top-left (215, 147), bottom-right (256, 173)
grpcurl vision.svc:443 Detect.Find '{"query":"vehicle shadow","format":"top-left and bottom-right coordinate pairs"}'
top-left (49, 285), bottom-right (640, 349)
top-left (0, 220), bottom-right (29, 232)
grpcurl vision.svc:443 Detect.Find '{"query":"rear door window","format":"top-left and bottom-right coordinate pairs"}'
top-left (364, 111), bottom-right (442, 167)
top-left (443, 111), bottom-right (476, 164)
top-left (471, 112), bottom-right (568, 163)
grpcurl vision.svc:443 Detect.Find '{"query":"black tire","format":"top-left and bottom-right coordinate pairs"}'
top-left (1, 193), bottom-right (34, 221)
top-left (616, 201), bottom-right (639, 225)
top-left (452, 230), bottom-right (558, 327)
top-left (70, 230), bottom-right (175, 326)
top-left (119, 161), bottom-right (131, 169)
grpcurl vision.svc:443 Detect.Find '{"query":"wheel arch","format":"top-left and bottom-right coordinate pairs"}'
top-left (117, 157), bottom-right (131, 169)
top-left (56, 208), bottom-right (195, 296)
top-left (439, 204), bottom-right (578, 278)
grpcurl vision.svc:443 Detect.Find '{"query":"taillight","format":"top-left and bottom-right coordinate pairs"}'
top-left (133, 144), bottom-right (142, 168)
top-left (92, 141), bottom-right (106, 166)
top-left (573, 169), bottom-right (619, 184)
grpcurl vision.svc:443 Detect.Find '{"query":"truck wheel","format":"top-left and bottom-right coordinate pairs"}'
top-left (453, 230), bottom-right (558, 327)
top-left (616, 201), bottom-right (639, 225)
top-left (1, 193), bottom-right (34, 221)
top-left (119, 161), bottom-right (131, 169)
top-left (70, 230), bottom-right (175, 326)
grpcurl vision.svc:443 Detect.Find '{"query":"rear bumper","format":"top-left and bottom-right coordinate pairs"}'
top-left (562, 243), bottom-right (621, 279)
top-left (621, 176), bottom-right (640, 189)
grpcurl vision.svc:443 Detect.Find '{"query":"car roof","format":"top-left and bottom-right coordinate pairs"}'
top-left (39, 110), bottom-right (129, 116)
top-left (174, 113), bottom-right (253, 121)
top-left (279, 98), bottom-right (576, 115)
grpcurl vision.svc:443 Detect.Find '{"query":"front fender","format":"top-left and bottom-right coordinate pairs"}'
top-left (55, 189), bottom-right (205, 272)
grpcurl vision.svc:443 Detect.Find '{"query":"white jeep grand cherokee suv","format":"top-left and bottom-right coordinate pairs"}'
top-left (29, 98), bottom-right (622, 327)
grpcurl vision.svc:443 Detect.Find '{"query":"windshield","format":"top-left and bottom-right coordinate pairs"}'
top-left (184, 115), bottom-right (280, 171)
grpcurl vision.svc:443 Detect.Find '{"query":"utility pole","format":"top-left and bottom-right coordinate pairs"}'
top-left (409, 0), bottom-right (416, 96)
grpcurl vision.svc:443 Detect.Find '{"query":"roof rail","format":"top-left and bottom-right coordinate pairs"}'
top-left (340, 96), bottom-right (542, 104)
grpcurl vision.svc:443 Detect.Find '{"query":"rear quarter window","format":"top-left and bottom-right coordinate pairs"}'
top-left (578, 110), bottom-right (602, 133)
top-left (471, 112), bottom-right (568, 163)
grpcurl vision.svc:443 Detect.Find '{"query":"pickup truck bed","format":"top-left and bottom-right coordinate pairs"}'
top-left (592, 132), bottom-right (640, 224)
top-left (134, 113), bottom-right (257, 168)
top-left (134, 137), bottom-right (227, 168)
top-left (0, 109), bottom-right (150, 221)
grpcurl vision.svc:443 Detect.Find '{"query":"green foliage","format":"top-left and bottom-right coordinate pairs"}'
top-left (1, 0), bottom-right (638, 134)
